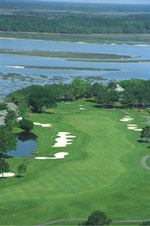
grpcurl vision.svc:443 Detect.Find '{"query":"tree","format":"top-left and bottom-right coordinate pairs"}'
top-left (72, 78), bottom-right (88, 99)
top-left (0, 126), bottom-right (16, 154)
top-left (0, 103), bottom-right (8, 111)
top-left (95, 87), bottom-right (112, 107)
top-left (79, 211), bottom-right (112, 226)
top-left (90, 83), bottom-right (104, 97)
top-left (4, 110), bottom-right (17, 130)
top-left (140, 126), bottom-right (150, 142)
top-left (28, 85), bottom-right (56, 112)
top-left (62, 84), bottom-right (75, 101)
top-left (6, 85), bottom-right (57, 113)
top-left (140, 222), bottom-right (150, 225)
top-left (17, 103), bottom-right (28, 118)
top-left (19, 119), bottom-right (33, 133)
top-left (107, 88), bottom-right (119, 108)
top-left (17, 162), bottom-right (27, 177)
top-left (0, 158), bottom-right (9, 178)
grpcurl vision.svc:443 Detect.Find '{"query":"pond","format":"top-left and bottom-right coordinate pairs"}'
top-left (6, 132), bottom-right (37, 157)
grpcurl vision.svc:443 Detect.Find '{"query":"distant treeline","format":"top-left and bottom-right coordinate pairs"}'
top-left (1, 14), bottom-right (150, 34)
top-left (6, 78), bottom-right (150, 113)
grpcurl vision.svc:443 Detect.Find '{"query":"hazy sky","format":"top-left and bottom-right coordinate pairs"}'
top-left (37, 0), bottom-right (150, 4)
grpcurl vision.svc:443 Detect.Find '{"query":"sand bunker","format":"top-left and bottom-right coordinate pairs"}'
top-left (127, 126), bottom-right (143, 131)
top-left (36, 132), bottom-right (76, 160)
top-left (128, 126), bottom-right (137, 130)
top-left (120, 118), bottom-right (134, 122)
top-left (80, 108), bottom-right (85, 110)
top-left (33, 122), bottom-right (52, 127)
top-left (6, 65), bottom-right (25, 69)
top-left (0, 172), bottom-right (15, 177)
top-left (120, 115), bottom-right (134, 122)
top-left (126, 124), bottom-right (143, 131)
top-left (52, 132), bottom-right (76, 147)
top-left (121, 117), bottom-right (143, 131)
top-left (35, 152), bottom-right (69, 160)
top-left (134, 128), bottom-right (143, 131)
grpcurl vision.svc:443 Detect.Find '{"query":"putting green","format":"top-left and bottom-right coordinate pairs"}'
top-left (0, 99), bottom-right (149, 225)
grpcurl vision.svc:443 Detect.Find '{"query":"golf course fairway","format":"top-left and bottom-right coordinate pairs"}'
top-left (0, 99), bottom-right (150, 225)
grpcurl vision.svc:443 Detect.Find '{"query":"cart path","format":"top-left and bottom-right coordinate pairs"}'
top-left (36, 218), bottom-right (87, 226)
top-left (36, 217), bottom-right (150, 226)
top-left (141, 155), bottom-right (150, 170)
top-left (119, 109), bottom-right (130, 115)
top-left (141, 116), bottom-right (150, 125)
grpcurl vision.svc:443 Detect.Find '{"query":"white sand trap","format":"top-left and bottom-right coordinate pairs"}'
top-left (52, 132), bottom-right (76, 147)
top-left (6, 65), bottom-right (25, 69)
top-left (0, 172), bottom-right (15, 177)
top-left (80, 108), bottom-right (85, 110)
top-left (33, 122), bottom-right (52, 127)
top-left (35, 152), bottom-right (69, 160)
top-left (57, 132), bottom-right (70, 135)
top-left (134, 128), bottom-right (143, 131)
top-left (120, 118), bottom-right (133, 122)
top-left (128, 126), bottom-right (137, 130)
top-left (66, 135), bottom-right (76, 138)
top-left (127, 124), bottom-right (137, 126)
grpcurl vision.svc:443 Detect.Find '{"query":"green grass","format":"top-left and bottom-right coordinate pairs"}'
top-left (0, 99), bottom-right (149, 225)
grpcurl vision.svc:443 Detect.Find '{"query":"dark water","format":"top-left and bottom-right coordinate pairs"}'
top-left (6, 132), bottom-right (37, 157)
top-left (0, 38), bottom-right (150, 96)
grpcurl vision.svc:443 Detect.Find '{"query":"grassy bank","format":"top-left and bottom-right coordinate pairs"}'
top-left (0, 99), bottom-right (149, 225)
top-left (0, 49), bottom-right (133, 59)
top-left (67, 59), bottom-right (150, 63)
top-left (17, 65), bottom-right (121, 71)
top-left (0, 32), bottom-right (150, 44)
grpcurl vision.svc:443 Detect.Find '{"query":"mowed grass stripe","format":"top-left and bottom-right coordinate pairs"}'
top-left (0, 100), bottom-right (149, 224)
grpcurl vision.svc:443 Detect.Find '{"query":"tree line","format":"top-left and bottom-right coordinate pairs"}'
top-left (0, 14), bottom-right (150, 34)
top-left (6, 78), bottom-right (150, 113)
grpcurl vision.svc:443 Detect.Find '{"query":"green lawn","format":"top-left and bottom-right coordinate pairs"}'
top-left (0, 99), bottom-right (149, 225)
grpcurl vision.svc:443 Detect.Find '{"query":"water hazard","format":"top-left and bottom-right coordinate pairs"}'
top-left (6, 132), bottom-right (37, 157)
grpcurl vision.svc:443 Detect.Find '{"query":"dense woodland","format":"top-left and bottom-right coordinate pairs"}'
top-left (6, 79), bottom-right (150, 113)
top-left (0, 0), bottom-right (150, 34)
top-left (0, 14), bottom-right (150, 34)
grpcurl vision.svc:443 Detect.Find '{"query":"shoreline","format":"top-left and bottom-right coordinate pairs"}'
top-left (0, 32), bottom-right (150, 44)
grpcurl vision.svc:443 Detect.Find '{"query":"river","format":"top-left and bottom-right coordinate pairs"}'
top-left (0, 37), bottom-right (150, 96)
